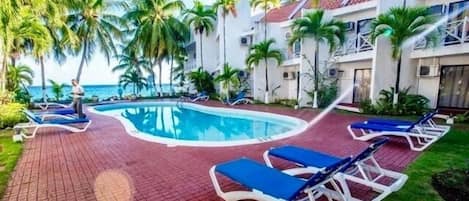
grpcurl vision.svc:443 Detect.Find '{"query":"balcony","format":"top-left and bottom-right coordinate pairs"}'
top-left (335, 32), bottom-right (373, 56)
top-left (281, 49), bottom-right (301, 66)
top-left (412, 16), bottom-right (469, 58)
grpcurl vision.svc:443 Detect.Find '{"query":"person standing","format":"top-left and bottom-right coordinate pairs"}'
top-left (71, 79), bottom-right (86, 118)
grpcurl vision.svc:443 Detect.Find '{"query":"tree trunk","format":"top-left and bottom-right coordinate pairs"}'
top-left (393, 54), bottom-right (402, 105)
top-left (158, 60), bottom-right (163, 97)
top-left (312, 43), bottom-right (319, 108)
top-left (199, 32), bottom-right (204, 68)
top-left (264, 58), bottom-right (269, 103)
top-left (76, 40), bottom-right (88, 82)
top-left (40, 56), bottom-right (47, 102)
top-left (0, 55), bottom-right (8, 91)
top-left (264, 6), bottom-right (268, 42)
top-left (223, 14), bottom-right (227, 65)
top-left (169, 55), bottom-right (174, 95)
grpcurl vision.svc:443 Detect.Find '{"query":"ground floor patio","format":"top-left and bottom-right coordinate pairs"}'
top-left (2, 101), bottom-right (421, 201)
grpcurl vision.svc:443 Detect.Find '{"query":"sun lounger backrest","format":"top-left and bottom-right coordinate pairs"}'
top-left (340, 138), bottom-right (388, 172)
top-left (407, 111), bottom-right (436, 131)
top-left (23, 110), bottom-right (43, 124)
top-left (300, 157), bottom-right (351, 190)
top-left (235, 91), bottom-right (245, 100)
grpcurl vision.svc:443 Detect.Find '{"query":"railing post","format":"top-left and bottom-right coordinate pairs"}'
top-left (462, 16), bottom-right (468, 43)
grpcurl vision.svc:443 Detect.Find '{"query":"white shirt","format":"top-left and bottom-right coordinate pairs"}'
top-left (72, 85), bottom-right (84, 98)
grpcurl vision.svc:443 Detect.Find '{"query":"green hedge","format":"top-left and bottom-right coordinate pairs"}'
top-left (0, 103), bottom-right (27, 129)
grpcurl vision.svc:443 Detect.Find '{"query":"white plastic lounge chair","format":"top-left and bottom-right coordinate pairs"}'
top-left (263, 138), bottom-right (408, 201)
top-left (222, 91), bottom-right (252, 106)
top-left (180, 91), bottom-right (209, 102)
top-left (347, 121), bottom-right (441, 151)
top-left (14, 110), bottom-right (92, 139)
top-left (210, 157), bottom-right (352, 201)
top-left (35, 101), bottom-right (69, 110)
top-left (365, 111), bottom-right (450, 136)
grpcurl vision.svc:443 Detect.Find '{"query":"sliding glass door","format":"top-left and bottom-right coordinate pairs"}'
top-left (438, 65), bottom-right (469, 109)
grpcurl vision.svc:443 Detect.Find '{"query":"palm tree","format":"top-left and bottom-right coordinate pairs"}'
top-left (125, 0), bottom-right (190, 96)
top-left (213, 0), bottom-right (238, 65)
top-left (214, 64), bottom-right (240, 99)
top-left (188, 67), bottom-right (215, 93)
top-left (0, 1), bottom-right (51, 91)
top-left (246, 39), bottom-right (282, 103)
top-left (370, 7), bottom-right (436, 105)
top-left (184, 1), bottom-right (216, 69)
top-left (112, 49), bottom-right (152, 76)
top-left (48, 79), bottom-right (66, 101)
top-left (67, 0), bottom-right (126, 82)
top-left (6, 64), bottom-right (34, 92)
top-left (249, 0), bottom-right (280, 41)
top-left (119, 70), bottom-right (148, 95)
top-left (289, 10), bottom-right (346, 108)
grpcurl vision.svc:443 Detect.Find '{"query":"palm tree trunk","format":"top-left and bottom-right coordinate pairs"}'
top-left (312, 43), bottom-right (319, 108)
top-left (0, 55), bottom-right (8, 91)
top-left (264, 58), bottom-right (269, 103)
top-left (40, 56), bottom-right (47, 102)
top-left (223, 14), bottom-right (227, 65)
top-left (169, 55), bottom-right (174, 95)
top-left (199, 32), bottom-right (204, 68)
top-left (264, 6), bottom-right (268, 42)
top-left (76, 40), bottom-right (88, 82)
top-left (158, 60), bottom-right (163, 97)
top-left (393, 54), bottom-right (402, 105)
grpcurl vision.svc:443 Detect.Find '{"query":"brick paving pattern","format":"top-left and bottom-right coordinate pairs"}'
top-left (2, 101), bottom-right (420, 201)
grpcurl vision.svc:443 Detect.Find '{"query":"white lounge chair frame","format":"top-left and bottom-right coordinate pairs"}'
top-left (14, 114), bottom-right (92, 139)
top-left (264, 151), bottom-right (408, 201)
top-left (36, 102), bottom-right (69, 110)
top-left (228, 98), bottom-right (253, 106)
top-left (209, 166), bottom-right (347, 201)
top-left (347, 126), bottom-right (440, 151)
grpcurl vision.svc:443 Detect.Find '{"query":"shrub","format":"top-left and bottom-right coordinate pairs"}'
top-left (455, 112), bottom-right (469, 123)
top-left (359, 99), bottom-right (376, 114)
top-left (0, 103), bottom-right (27, 129)
top-left (317, 83), bottom-right (338, 108)
top-left (431, 167), bottom-right (469, 201)
top-left (13, 89), bottom-right (32, 105)
top-left (274, 99), bottom-right (298, 107)
top-left (359, 87), bottom-right (430, 115)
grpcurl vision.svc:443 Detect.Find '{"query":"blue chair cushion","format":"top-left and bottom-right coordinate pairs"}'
top-left (24, 110), bottom-right (43, 124)
top-left (215, 158), bottom-right (306, 200)
top-left (269, 146), bottom-right (342, 168)
top-left (367, 118), bottom-right (413, 126)
top-left (43, 108), bottom-right (75, 115)
top-left (44, 118), bottom-right (89, 125)
top-left (350, 123), bottom-right (409, 132)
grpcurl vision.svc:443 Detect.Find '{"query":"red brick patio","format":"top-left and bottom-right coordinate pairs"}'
top-left (2, 101), bottom-right (420, 201)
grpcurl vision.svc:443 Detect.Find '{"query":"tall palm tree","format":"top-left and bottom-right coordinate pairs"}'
top-left (246, 38), bottom-right (282, 103)
top-left (6, 64), bottom-right (34, 92)
top-left (214, 64), bottom-right (240, 99)
top-left (249, 0), bottom-right (280, 41)
top-left (184, 0), bottom-right (216, 69)
top-left (125, 0), bottom-right (190, 96)
top-left (290, 10), bottom-right (346, 108)
top-left (119, 70), bottom-right (148, 95)
top-left (67, 0), bottom-right (126, 82)
top-left (0, 1), bottom-right (51, 91)
top-left (213, 0), bottom-right (238, 65)
top-left (370, 7), bottom-right (436, 105)
top-left (48, 79), bottom-right (67, 101)
top-left (112, 49), bottom-right (152, 76)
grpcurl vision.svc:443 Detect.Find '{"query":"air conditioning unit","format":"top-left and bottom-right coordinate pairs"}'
top-left (240, 36), bottom-right (251, 46)
top-left (417, 58), bottom-right (440, 77)
top-left (283, 72), bottom-right (296, 80)
top-left (344, 21), bottom-right (355, 32)
top-left (327, 68), bottom-right (339, 78)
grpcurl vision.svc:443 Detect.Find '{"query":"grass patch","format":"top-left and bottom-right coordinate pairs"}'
top-left (385, 126), bottom-right (469, 201)
top-left (0, 129), bottom-right (23, 198)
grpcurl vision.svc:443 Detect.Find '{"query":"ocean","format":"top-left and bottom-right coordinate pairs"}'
top-left (27, 84), bottom-right (173, 100)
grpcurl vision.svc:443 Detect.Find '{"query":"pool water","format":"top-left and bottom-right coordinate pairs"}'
top-left (93, 102), bottom-right (306, 144)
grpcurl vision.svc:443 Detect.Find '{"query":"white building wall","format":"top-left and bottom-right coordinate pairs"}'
top-left (337, 60), bottom-right (374, 103)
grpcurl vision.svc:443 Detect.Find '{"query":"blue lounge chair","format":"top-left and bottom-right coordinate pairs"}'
top-left (14, 110), bottom-right (92, 139)
top-left (347, 120), bottom-right (441, 151)
top-left (180, 91), bottom-right (209, 102)
top-left (210, 157), bottom-right (351, 201)
top-left (223, 91), bottom-right (252, 106)
top-left (264, 138), bottom-right (408, 201)
top-left (36, 107), bottom-right (76, 116)
top-left (365, 111), bottom-right (450, 135)
top-left (34, 101), bottom-right (69, 110)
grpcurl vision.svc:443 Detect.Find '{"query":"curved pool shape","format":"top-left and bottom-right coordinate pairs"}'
top-left (90, 102), bottom-right (307, 147)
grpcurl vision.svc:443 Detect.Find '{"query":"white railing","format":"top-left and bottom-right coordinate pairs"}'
top-left (335, 32), bottom-right (373, 56)
top-left (415, 16), bottom-right (469, 49)
top-left (282, 49), bottom-right (301, 60)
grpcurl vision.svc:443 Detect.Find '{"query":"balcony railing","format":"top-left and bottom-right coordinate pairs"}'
top-left (415, 16), bottom-right (469, 49)
top-left (282, 49), bottom-right (301, 60)
top-left (335, 32), bottom-right (373, 56)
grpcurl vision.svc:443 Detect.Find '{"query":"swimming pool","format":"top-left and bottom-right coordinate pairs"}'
top-left (91, 102), bottom-right (307, 147)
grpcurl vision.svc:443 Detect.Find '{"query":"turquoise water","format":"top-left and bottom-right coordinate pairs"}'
top-left (27, 84), bottom-right (172, 100)
top-left (94, 103), bottom-right (302, 142)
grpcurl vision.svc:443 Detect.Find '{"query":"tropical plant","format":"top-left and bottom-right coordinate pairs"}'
top-left (249, 0), bottom-right (280, 41)
top-left (188, 67), bottom-right (215, 93)
top-left (246, 38), bottom-right (282, 103)
top-left (290, 9), bottom-right (346, 108)
top-left (48, 79), bottom-right (67, 101)
top-left (67, 0), bottom-right (126, 82)
top-left (119, 70), bottom-right (148, 95)
top-left (359, 87), bottom-right (430, 115)
top-left (6, 64), bottom-right (34, 92)
top-left (112, 49), bottom-right (152, 75)
top-left (125, 0), bottom-right (190, 96)
top-left (214, 64), bottom-right (240, 99)
top-left (370, 6), bottom-right (436, 105)
top-left (0, 1), bottom-right (52, 91)
top-left (213, 0), bottom-right (238, 65)
top-left (184, 1), bottom-right (216, 68)
top-left (0, 102), bottom-right (26, 129)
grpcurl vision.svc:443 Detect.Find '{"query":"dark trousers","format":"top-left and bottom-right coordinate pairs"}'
top-left (72, 98), bottom-right (85, 118)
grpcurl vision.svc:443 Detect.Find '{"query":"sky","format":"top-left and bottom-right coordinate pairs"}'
top-left (23, 0), bottom-right (216, 86)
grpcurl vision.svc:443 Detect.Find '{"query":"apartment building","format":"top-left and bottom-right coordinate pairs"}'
top-left (187, 0), bottom-right (469, 111)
